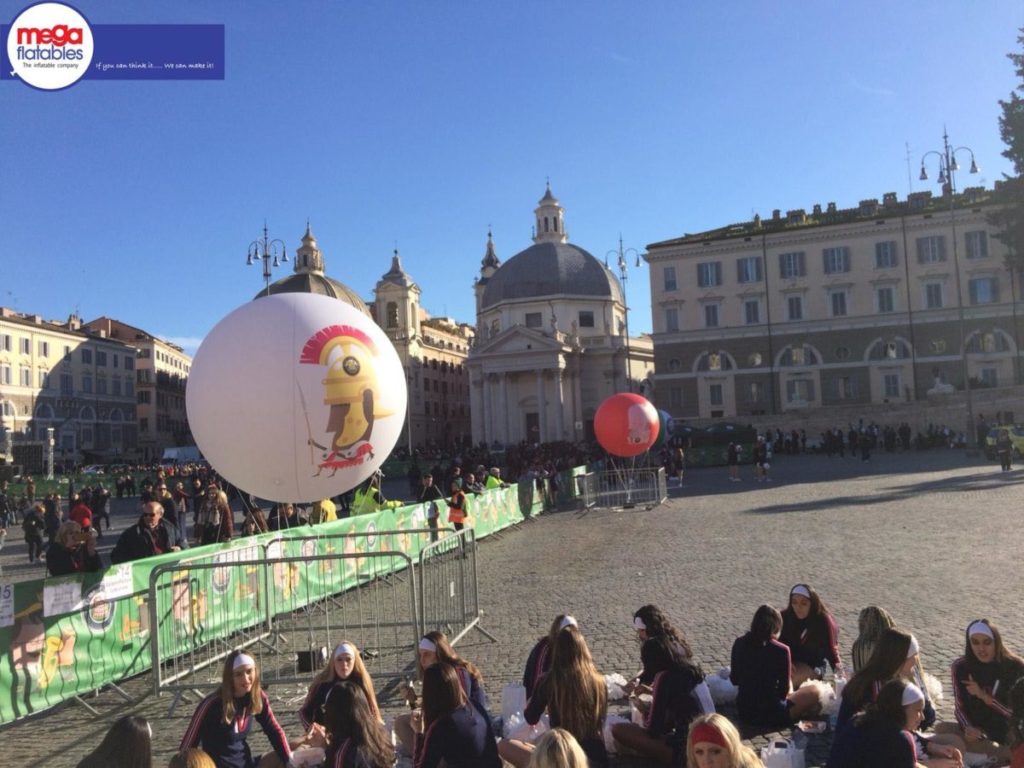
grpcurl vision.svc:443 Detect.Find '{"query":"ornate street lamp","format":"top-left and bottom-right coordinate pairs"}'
top-left (607, 236), bottom-right (642, 392)
top-left (246, 221), bottom-right (289, 295)
top-left (919, 128), bottom-right (979, 448)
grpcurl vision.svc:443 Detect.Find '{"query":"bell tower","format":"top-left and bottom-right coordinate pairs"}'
top-left (533, 182), bottom-right (567, 244)
top-left (374, 249), bottom-right (420, 339)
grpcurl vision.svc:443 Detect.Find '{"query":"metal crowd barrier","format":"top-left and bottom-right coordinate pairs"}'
top-left (579, 467), bottom-right (668, 509)
top-left (418, 527), bottom-right (496, 646)
top-left (148, 547), bottom-right (419, 714)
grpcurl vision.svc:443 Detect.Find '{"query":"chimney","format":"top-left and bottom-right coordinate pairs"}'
top-left (826, 202), bottom-right (837, 214)
top-left (812, 204), bottom-right (822, 216)
top-left (858, 199), bottom-right (879, 216)
top-left (772, 209), bottom-right (781, 221)
top-left (882, 192), bottom-right (898, 207)
top-left (787, 209), bottom-right (806, 224)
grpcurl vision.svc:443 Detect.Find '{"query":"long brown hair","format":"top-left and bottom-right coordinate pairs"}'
top-left (220, 650), bottom-right (263, 723)
top-left (420, 630), bottom-right (482, 683)
top-left (547, 626), bottom-right (606, 741)
top-left (843, 628), bottom-right (912, 706)
top-left (322, 682), bottom-right (394, 768)
top-left (422, 662), bottom-right (467, 726)
top-left (785, 583), bottom-right (831, 619)
top-left (309, 640), bottom-right (380, 718)
top-left (964, 620), bottom-right (1024, 668)
top-left (634, 604), bottom-right (693, 659)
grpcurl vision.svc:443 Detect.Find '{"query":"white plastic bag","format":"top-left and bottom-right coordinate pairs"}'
top-left (501, 682), bottom-right (527, 725)
top-left (289, 746), bottom-right (327, 768)
top-left (705, 669), bottom-right (738, 705)
top-left (694, 680), bottom-right (717, 713)
top-left (507, 715), bottom-right (549, 744)
top-left (760, 738), bottom-right (805, 768)
top-left (605, 673), bottom-right (629, 702)
top-left (603, 713), bottom-right (631, 754)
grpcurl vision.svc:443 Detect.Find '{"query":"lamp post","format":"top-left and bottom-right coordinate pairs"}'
top-left (919, 128), bottom-right (979, 448)
top-left (607, 236), bottom-right (641, 393)
top-left (246, 222), bottom-right (289, 295)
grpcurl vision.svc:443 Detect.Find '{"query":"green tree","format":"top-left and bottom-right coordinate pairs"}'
top-left (989, 27), bottom-right (1024, 272)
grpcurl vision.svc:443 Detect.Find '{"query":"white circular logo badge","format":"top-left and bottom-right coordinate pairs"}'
top-left (7, 2), bottom-right (93, 90)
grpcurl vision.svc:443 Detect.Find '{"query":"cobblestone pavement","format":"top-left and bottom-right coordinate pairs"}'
top-left (2, 450), bottom-right (1021, 767)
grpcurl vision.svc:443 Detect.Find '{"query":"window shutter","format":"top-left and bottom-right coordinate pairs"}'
top-left (798, 252), bottom-right (806, 276)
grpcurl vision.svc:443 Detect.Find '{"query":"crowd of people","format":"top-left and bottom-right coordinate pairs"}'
top-left (66, 584), bottom-right (1024, 768)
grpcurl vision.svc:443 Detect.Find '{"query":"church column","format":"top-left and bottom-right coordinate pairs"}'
top-left (471, 373), bottom-right (484, 445)
top-left (500, 373), bottom-right (511, 445)
top-left (535, 371), bottom-right (547, 442)
top-left (485, 373), bottom-right (497, 445)
top-left (573, 357), bottom-right (583, 438)
top-left (555, 369), bottom-right (566, 440)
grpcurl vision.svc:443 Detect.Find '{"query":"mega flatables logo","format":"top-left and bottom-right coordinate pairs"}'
top-left (7, 2), bottom-right (93, 90)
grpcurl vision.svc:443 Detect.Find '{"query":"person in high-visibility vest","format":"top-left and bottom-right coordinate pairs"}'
top-left (484, 467), bottom-right (506, 489)
top-left (352, 477), bottom-right (383, 516)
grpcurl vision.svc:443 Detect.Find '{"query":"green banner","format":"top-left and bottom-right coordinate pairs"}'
top-left (0, 469), bottom-right (576, 724)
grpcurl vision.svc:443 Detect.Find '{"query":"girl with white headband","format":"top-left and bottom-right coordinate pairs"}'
top-left (179, 650), bottom-right (293, 768)
top-left (830, 679), bottom-right (938, 767)
top-left (299, 640), bottom-right (380, 732)
top-left (936, 619), bottom-right (1024, 760)
top-left (834, 629), bottom-right (964, 766)
top-left (522, 614), bottom-right (579, 700)
top-left (394, 631), bottom-right (488, 757)
top-left (779, 583), bottom-right (843, 686)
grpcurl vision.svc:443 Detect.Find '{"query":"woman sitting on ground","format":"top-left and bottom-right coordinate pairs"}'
top-left (47, 520), bottom-right (103, 577)
top-left (500, 625), bottom-right (608, 768)
top-left (527, 728), bottom-right (589, 768)
top-left (180, 650), bottom-right (295, 768)
top-left (299, 641), bottom-right (380, 732)
top-left (730, 604), bottom-right (822, 727)
top-left (851, 605), bottom-right (896, 672)
top-left (523, 614), bottom-right (578, 699)
top-left (779, 583), bottom-right (843, 685)
top-left (76, 715), bottom-right (153, 768)
top-left (836, 628), bottom-right (963, 765)
top-left (685, 713), bottom-right (764, 768)
top-left (936, 619), bottom-right (1024, 760)
top-left (611, 635), bottom-right (706, 765)
top-left (632, 604), bottom-right (714, 712)
top-left (829, 680), bottom-right (931, 768)
top-left (411, 662), bottom-right (501, 768)
top-left (317, 681), bottom-right (393, 768)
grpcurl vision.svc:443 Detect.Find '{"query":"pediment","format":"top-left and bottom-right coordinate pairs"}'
top-left (473, 325), bottom-right (565, 356)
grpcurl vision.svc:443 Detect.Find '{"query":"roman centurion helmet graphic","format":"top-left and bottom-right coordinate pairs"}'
top-left (300, 324), bottom-right (394, 475)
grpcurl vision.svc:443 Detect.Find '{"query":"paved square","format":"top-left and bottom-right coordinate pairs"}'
top-left (2, 451), bottom-right (1021, 767)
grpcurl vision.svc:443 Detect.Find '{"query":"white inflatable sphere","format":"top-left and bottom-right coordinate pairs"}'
top-left (186, 293), bottom-right (407, 502)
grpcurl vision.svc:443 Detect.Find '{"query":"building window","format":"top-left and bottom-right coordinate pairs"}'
top-left (969, 277), bottom-right (999, 305)
top-left (965, 230), bottom-right (989, 260)
top-left (924, 282), bottom-right (944, 309)
top-left (883, 373), bottom-right (901, 398)
top-left (20, 366), bottom-right (30, 386)
top-left (709, 384), bottom-right (723, 406)
top-left (669, 386), bottom-right (682, 409)
top-left (748, 382), bottom-right (765, 402)
top-left (38, 369), bottom-right (49, 388)
top-left (744, 299), bottom-right (760, 325)
top-left (663, 266), bottom-right (677, 291)
top-left (829, 290), bottom-right (848, 317)
top-left (779, 252), bottom-right (806, 279)
top-left (697, 261), bottom-right (722, 287)
top-left (82, 375), bottom-right (92, 393)
top-left (875, 241), bottom-right (898, 269)
top-left (837, 376), bottom-right (854, 400)
top-left (422, 377), bottom-right (430, 392)
top-left (786, 379), bottom-right (816, 404)
top-left (124, 356), bottom-right (134, 371)
top-left (60, 372), bottom-right (73, 394)
top-left (786, 295), bottom-right (803, 321)
top-left (980, 367), bottom-right (998, 387)
top-left (823, 247), bottom-right (851, 274)
top-left (525, 312), bottom-right (543, 329)
top-left (664, 308), bottom-right (679, 332)
top-left (96, 350), bottom-right (107, 366)
top-left (736, 256), bottom-right (763, 283)
top-left (386, 302), bottom-right (398, 329)
top-left (19, 337), bottom-right (30, 354)
top-left (876, 286), bottom-right (895, 313)
top-left (916, 235), bottom-right (946, 264)
top-left (38, 341), bottom-right (50, 357)
top-left (0, 364), bottom-right (10, 385)
top-left (112, 377), bottom-right (121, 395)
top-left (81, 348), bottom-right (92, 364)
top-left (97, 377), bottom-right (107, 395)
top-left (578, 311), bottom-right (595, 328)
top-left (125, 381), bottom-right (133, 397)
top-left (0, 334), bottom-right (10, 352)
top-left (704, 304), bottom-right (720, 328)
top-left (112, 354), bottom-right (119, 369)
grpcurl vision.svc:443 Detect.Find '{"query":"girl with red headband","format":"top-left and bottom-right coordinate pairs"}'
top-left (685, 714), bottom-right (763, 768)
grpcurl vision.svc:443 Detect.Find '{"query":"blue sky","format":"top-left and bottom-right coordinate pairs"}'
top-left (2, 1), bottom-right (1022, 354)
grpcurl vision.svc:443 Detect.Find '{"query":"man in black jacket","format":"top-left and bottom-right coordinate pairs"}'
top-left (110, 501), bottom-right (183, 563)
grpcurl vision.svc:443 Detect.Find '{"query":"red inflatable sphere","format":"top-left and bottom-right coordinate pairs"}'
top-left (594, 393), bottom-right (660, 457)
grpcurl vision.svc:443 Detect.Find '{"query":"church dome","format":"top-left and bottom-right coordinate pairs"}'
top-left (254, 224), bottom-right (371, 316)
top-left (479, 241), bottom-right (622, 309)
